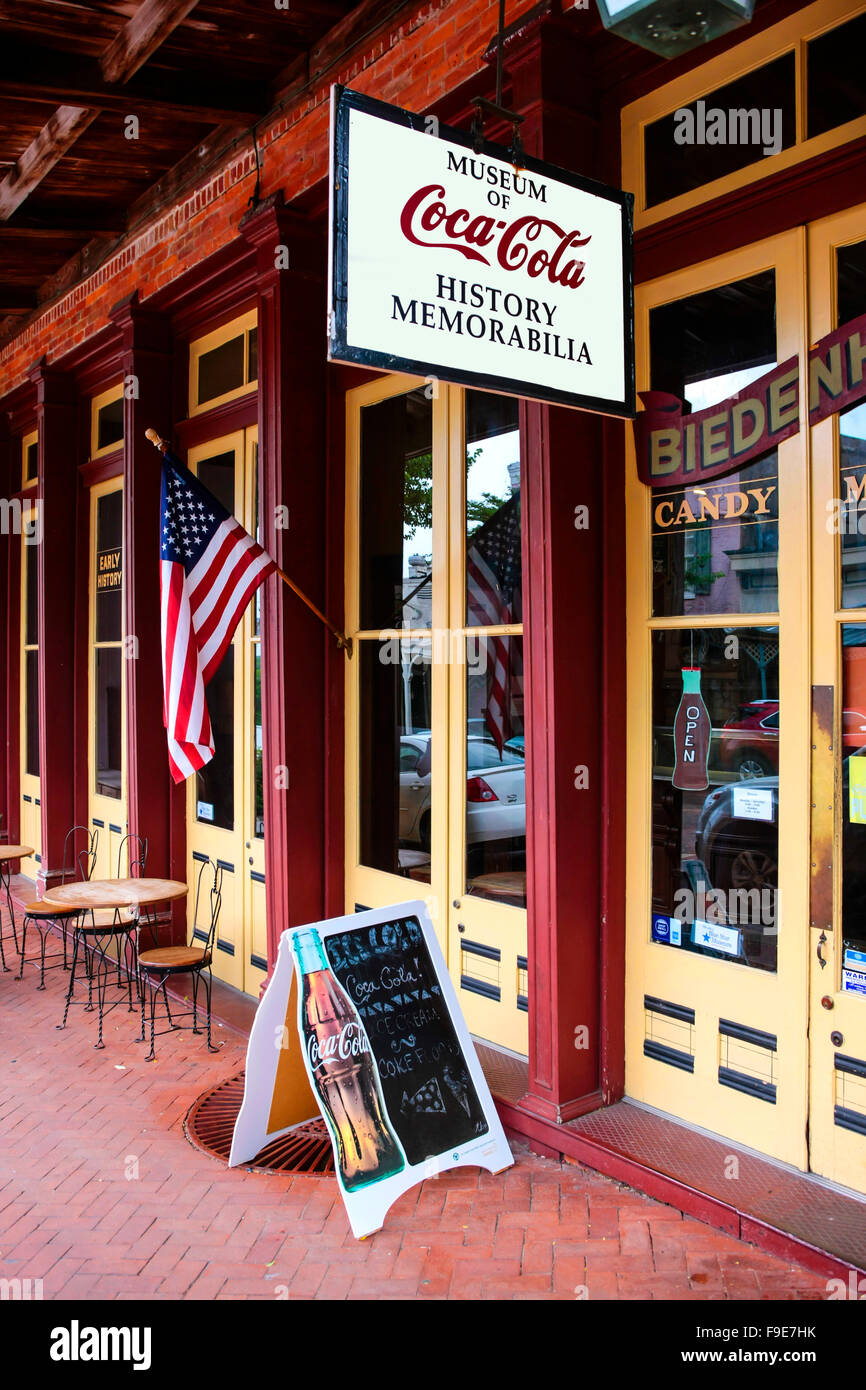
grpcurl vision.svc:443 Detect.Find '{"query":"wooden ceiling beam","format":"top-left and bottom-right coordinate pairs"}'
top-left (0, 106), bottom-right (99, 221)
top-left (0, 69), bottom-right (264, 126)
top-left (0, 0), bottom-right (224, 224)
top-left (0, 289), bottom-right (38, 312)
top-left (100, 0), bottom-right (202, 84)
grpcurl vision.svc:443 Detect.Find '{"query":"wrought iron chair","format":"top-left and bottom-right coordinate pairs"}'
top-left (137, 858), bottom-right (222, 1062)
top-left (17, 826), bottom-right (97, 989)
top-left (59, 833), bottom-right (148, 1045)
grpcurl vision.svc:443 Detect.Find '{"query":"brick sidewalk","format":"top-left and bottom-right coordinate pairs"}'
top-left (0, 936), bottom-right (830, 1300)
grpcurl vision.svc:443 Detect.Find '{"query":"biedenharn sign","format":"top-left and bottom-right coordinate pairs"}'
top-left (328, 85), bottom-right (635, 418)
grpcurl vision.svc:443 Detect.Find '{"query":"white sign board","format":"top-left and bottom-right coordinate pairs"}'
top-left (328, 85), bottom-right (634, 417)
top-left (230, 901), bottom-right (513, 1239)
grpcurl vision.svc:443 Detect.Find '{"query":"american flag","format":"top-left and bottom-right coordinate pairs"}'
top-left (160, 448), bottom-right (276, 783)
top-left (466, 494), bottom-right (523, 757)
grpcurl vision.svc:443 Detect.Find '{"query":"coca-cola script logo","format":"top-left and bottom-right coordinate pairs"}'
top-left (400, 184), bottom-right (590, 289)
top-left (307, 1020), bottom-right (371, 1072)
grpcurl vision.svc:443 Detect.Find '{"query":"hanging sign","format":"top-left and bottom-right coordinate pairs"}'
top-left (230, 901), bottom-right (512, 1239)
top-left (672, 666), bottom-right (711, 791)
top-left (328, 85), bottom-right (634, 417)
top-left (635, 309), bottom-right (866, 488)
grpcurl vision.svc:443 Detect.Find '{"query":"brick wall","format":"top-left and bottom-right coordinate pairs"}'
top-left (0, 0), bottom-right (538, 395)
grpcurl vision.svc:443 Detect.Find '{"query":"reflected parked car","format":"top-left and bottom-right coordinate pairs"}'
top-left (719, 700), bottom-right (779, 779)
top-left (399, 735), bottom-right (525, 852)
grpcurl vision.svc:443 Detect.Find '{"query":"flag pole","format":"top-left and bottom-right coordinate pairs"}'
top-left (146, 429), bottom-right (353, 656)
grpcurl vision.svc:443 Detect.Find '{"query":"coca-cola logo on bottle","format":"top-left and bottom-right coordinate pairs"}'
top-left (399, 184), bottom-right (591, 290)
top-left (307, 1021), bottom-right (371, 1072)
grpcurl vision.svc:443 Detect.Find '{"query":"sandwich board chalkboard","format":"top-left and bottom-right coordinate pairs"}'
top-left (230, 901), bottom-right (513, 1238)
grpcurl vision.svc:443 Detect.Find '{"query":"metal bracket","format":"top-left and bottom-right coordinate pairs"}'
top-left (470, 96), bottom-right (525, 165)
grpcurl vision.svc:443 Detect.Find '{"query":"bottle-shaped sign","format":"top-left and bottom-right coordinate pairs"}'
top-left (672, 667), bottom-right (711, 791)
top-left (293, 927), bottom-right (405, 1191)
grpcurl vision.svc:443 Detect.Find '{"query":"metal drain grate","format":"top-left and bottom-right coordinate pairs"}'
top-left (184, 1070), bottom-right (334, 1175)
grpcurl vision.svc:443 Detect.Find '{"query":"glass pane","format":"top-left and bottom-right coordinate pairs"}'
top-left (360, 389), bottom-right (433, 632)
top-left (25, 539), bottom-right (37, 646)
top-left (195, 646), bottom-right (234, 830)
top-left (253, 645), bottom-right (263, 839)
top-left (197, 334), bottom-right (245, 405)
top-left (465, 391), bottom-right (521, 627)
top-left (465, 634), bottom-right (526, 905)
top-left (248, 327), bottom-right (258, 383)
top-left (253, 442), bottom-right (261, 639)
top-left (836, 239), bottom-right (866, 609)
top-left (196, 450), bottom-right (236, 516)
top-left (841, 625), bottom-right (866, 968)
top-left (95, 647), bottom-right (122, 799)
top-left (95, 490), bottom-right (123, 643)
top-left (650, 271), bottom-right (778, 617)
top-left (25, 648), bottom-right (39, 778)
top-left (359, 637), bottom-right (432, 883)
top-left (96, 397), bottom-right (123, 451)
top-left (807, 12), bottom-right (866, 140)
top-left (651, 627), bottom-right (779, 974)
top-left (644, 54), bottom-right (795, 208)
top-left (24, 440), bottom-right (38, 483)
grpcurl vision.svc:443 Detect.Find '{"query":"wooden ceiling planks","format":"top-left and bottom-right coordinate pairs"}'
top-left (0, 0), bottom-right (363, 344)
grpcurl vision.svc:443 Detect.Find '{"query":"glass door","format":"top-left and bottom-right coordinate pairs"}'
top-left (346, 378), bottom-right (529, 1055)
top-left (89, 478), bottom-right (127, 880)
top-left (808, 203), bottom-right (866, 1192)
top-left (186, 426), bottom-right (266, 996)
top-left (625, 230), bottom-right (810, 1166)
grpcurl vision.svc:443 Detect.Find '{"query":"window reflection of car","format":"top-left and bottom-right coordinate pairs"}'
top-left (719, 700), bottom-right (779, 779)
top-left (399, 735), bottom-right (525, 852)
top-left (695, 747), bottom-right (866, 942)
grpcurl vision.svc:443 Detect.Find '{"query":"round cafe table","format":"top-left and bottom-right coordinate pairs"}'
top-left (0, 845), bottom-right (35, 972)
top-left (43, 878), bottom-right (188, 1048)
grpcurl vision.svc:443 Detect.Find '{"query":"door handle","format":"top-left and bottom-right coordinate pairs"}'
top-left (817, 930), bottom-right (828, 969)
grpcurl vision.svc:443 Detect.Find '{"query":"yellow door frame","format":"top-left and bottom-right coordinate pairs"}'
top-left (186, 424), bottom-right (265, 995)
top-left (624, 228), bottom-right (811, 1167)
top-left (344, 374), bottom-right (528, 1055)
top-left (807, 200), bottom-right (866, 1192)
top-left (88, 475), bottom-right (128, 881)
top-left (19, 491), bottom-right (40, 879)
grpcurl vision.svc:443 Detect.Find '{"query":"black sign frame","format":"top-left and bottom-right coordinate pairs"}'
top-left (328, 84), bottom-right (636, 419)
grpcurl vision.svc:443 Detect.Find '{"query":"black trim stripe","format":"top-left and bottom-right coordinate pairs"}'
top-left (517, 955), bottom-right (528, 971)
top-left (461, 939), bottom-right (500, 962)
top-left (460, 976), bottom-right (500, 1002)
top-left (92, 818), bottom-right (105, 828)
top-left (216, 939), bottom-right (235, 956)
top-left (719, 1019), bottom-right (777, 1051)
top-left (217, 858), bottom-right (234, 873)
top-left (644, 995), bottom-right (695, 1025)
top-left (192, 850), bottom-right (209, 864)
top-left (835, 1052), bottom-right (866, 1080)
top-left (250, 953), bottom-right (267, 972)
top-left (249, 870), bottom-right (265, 885)
top-left (644, 1040), bottom-right (694, 1073)
top-left (517, 995), bottom-right (528, 1013)
top-left (718, 1067), bottom-right (777, 1104)
top-left (834, 1105), bottom-right (866, 1136)
top-left (109, 823), bottom-right (122, 834)
top-left (354, 903), bottom-right (370, 913)
top-left (22, 794), bottom-right (31, 803)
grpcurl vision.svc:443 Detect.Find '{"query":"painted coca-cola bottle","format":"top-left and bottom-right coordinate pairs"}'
top-left (672, 667), bottom-right (711, 791)
top-left (293, 927), bottom-right (405, 1191)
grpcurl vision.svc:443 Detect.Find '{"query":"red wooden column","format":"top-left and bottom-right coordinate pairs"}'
top-left (241, 195), bottom-right (328, 976)
top-left (110, 294), bottom-right (184, 924)
top-left (504, 17), bottom-right (612, 1120)
top-left (30, 363), bottom-right (79, 889)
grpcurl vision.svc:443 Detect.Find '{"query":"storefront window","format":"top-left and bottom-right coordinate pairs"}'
top-left (24, 531), bottom-right (39, 778)
top-left (196, 647), bottom-right (234, 830)
top-left (836, 239), bottom-right (866, 609)
top-left (465, 636), bottom-right (526, 906)
top-left (651, 627), bottom-right (779, 973)
top-left (464, 392), bottom-right (521, 626)
top-left (650, 272), bottom-right (779, 618)
top-left (359, 637), bottom-right (432, 883)
top-left (359, 388), bottom-right (433, 633)
top-left (93, 490), bottom-right (122, 798)
top-left (842, 625), bottom-right (866, 962)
